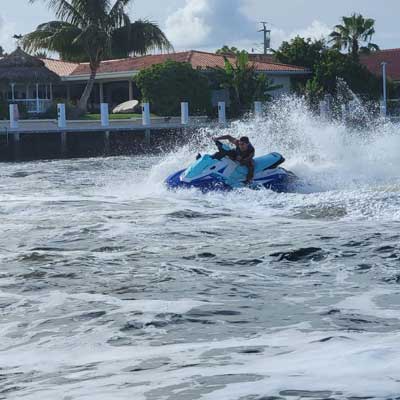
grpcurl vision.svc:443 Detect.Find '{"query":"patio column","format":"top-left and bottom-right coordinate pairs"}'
top-left (128, 80), bottom-right (133, 100)
top-left (99, 82), bottom-right (104, 104)
top-left (50, 83), bottom-right (53, 101)
top-left (36, 83), bottom-right (40, 113)
top-left (11, 83), bottom-right (15, 101)
top-left (66, 85), bottom-right (71, 102)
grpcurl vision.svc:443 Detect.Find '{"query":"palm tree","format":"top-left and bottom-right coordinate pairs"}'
top-left (215, 45), bottom-right (240, 56)
top-left (329, 13), bottom-right (379, 60)
top-left (22, 0), bottom-right (172, 112)
top-left (216, 51), bottom-right (281, 116)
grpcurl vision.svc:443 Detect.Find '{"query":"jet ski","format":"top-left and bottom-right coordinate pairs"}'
top-left (165, 141), bottom-right (298, 192)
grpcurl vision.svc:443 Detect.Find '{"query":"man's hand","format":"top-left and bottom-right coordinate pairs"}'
top-left (236, 155), bottom-right (242, 162)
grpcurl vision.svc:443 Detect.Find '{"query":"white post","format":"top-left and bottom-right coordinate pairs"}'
top-left (218, 101), bottom-right (226, 124)
top-left (142, 102), bottom-right (150, 126)
top-left (380, 100), bottom-right (387, 117)
top-left (381, 62), bottom-right (387, 117)
top-left (57, 103), bottom-right (66, 128)
top-left (254, 101), bottom-right (262, 119)
top-left (36, 83), bottom-right (40, 113)
top-left (319, 100), bottom-right (327, 118)
top-left (9, 104), bottom-right (19, 129)
top-left (100, 103), bottom-right (109, 127)
top-left (181, 102), bottom-right (189, 125)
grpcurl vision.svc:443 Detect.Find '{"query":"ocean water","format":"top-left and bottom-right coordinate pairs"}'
top-left (1, 98), bottom-right (400, 399)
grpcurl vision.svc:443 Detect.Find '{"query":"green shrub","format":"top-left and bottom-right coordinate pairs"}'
top-left (134, 60), bottom-right (211, 116)
top-left (0, 100), bottom-right (28, 120)
top-left (41, 99), bottom-right (82, 119)
top-left (0, 99), bottom-right (9, 120)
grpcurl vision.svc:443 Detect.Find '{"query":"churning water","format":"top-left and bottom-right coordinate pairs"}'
top-left (1, 97), bottom-right (400, 400)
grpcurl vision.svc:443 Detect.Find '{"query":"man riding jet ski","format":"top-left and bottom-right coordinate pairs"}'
top-left (165, 136), bottom-right (298, 192)
top-left (212, 135), bottom-right (255, 184)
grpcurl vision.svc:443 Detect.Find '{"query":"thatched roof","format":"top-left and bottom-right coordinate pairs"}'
top-left (0, 47), bottom-right (60, 83)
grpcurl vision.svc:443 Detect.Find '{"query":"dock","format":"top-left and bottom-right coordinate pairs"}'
top-left (0, 116), bottom-right (213, 162)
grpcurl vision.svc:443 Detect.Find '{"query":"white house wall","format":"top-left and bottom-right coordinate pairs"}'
top-left (267, 75), bottom-right (292, 97)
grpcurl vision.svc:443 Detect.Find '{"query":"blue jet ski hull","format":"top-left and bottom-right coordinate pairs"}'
top-left (166, 167), bottom-right (298, 193)
top-left (165, 147), bottom-right (298, 193)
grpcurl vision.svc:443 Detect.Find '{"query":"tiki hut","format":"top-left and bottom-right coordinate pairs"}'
top-left (0, 47), bottom-right (60, 113)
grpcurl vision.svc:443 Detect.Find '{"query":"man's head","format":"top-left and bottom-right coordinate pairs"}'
top-left (238, 136), bottom-right (250, 150)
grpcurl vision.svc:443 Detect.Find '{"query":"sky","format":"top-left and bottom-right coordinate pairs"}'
top-left (1, 0), bottom-right (399, 55)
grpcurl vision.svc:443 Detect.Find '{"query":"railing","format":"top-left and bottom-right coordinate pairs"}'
top-left (8, 99), bottom-right (52, 114)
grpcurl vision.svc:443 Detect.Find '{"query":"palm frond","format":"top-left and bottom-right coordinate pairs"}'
top-left (71, 0), bottom-right (110, 25)
top-left (21, 21), bottom-right (86, 61)
top-left (111, 20), bottom-right (173, 57)
top-left (109, 0), bottom-right (131, 28)
top-left (29, 0), bottom-right (85, 26)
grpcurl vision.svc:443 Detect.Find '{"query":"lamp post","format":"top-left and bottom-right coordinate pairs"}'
top-left (381, 62), bottom-right (387, 117)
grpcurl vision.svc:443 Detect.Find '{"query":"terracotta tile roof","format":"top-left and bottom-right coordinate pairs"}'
top-left (42, 58), bottom-right (79, 76)
top-left (69, 50), bottom-right (309, 76)
top-left (71, 52), bottom-right (191, 75)
top-left (248, 54), bottom-right (275, 63)
top-left (360, 49), bottom-right (400, 81)
top-left (188, 51), bottom-right (307, 72)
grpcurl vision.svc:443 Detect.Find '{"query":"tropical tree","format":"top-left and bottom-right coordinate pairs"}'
top-left (274, 36), bottom-right (326, 70)
top-left (22, 0), bottom-right (172, 112)
top-left (329, 13), bottom-right (379, 60)
top-left (212, 51), bottom-right (281, 116)
top-left (134, 60), bottom-right (211, 116)
top-left (216, 45), bottom-right (241, 55)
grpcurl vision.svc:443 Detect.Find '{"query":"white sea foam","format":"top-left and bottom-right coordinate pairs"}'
top-left (2, 327), bottom-right (400, 399)
top-left (88, 96), bottom-right (400, 223)
top-left (2, 96), bottom-right (400, 399)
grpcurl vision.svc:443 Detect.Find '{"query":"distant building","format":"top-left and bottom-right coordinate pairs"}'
top-left (0, 47), bottom-right (60, 114)
top-left (360, 49), bottom-right (400, 83)
top-left (1, 49), bottom-right (310, 113)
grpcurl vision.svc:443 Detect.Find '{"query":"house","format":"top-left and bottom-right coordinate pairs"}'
top-left (1, 49), bottom-right (310, 113)
top-left (0, 47), bottom-right (60, 114)
top-left (360, 49), bottom-right (400, 83)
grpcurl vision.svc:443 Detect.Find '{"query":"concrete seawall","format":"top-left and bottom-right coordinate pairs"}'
top-left (0, 117), bottom-right (212, 162)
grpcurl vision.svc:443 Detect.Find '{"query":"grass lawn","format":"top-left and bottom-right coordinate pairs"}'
top-left (79, 113), bottom-right (145, 120)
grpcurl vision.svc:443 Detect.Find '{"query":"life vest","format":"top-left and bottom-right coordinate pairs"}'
top-left (235, 143), bottom-right (255, 158)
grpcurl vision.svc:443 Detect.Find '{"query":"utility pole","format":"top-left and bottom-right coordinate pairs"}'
top-left (258, 22), bottom-right (271, 54)
top-left (381, 62), bottom-right (387, 116)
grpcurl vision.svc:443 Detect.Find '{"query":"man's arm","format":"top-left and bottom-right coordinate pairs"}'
top-left (212, 135), bottom-right (239, 145)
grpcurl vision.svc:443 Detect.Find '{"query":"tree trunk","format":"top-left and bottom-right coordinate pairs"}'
top-left (351, 39), bottom-right (359, 61)
top-left (78, 67), bottom-right (98, 113)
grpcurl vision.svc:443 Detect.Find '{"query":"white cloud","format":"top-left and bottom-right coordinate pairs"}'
top-left (165, 0), bottom-right (256, 51)
top-left (291, 20), bottom-right (331, 41)
top-left (0, 14), bottom-right (16, 53)
top-left (165, 0), bottom-right (212, 48)
top-left (268, 21), bottom-right (331, 50)
top-left (164, 1), bottom-right (331, 54)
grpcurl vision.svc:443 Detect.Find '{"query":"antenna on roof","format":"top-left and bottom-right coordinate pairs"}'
top-left (13, 34), bottom-right (23, 48)
top-left (258, 22), bottom-right (271, 55)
